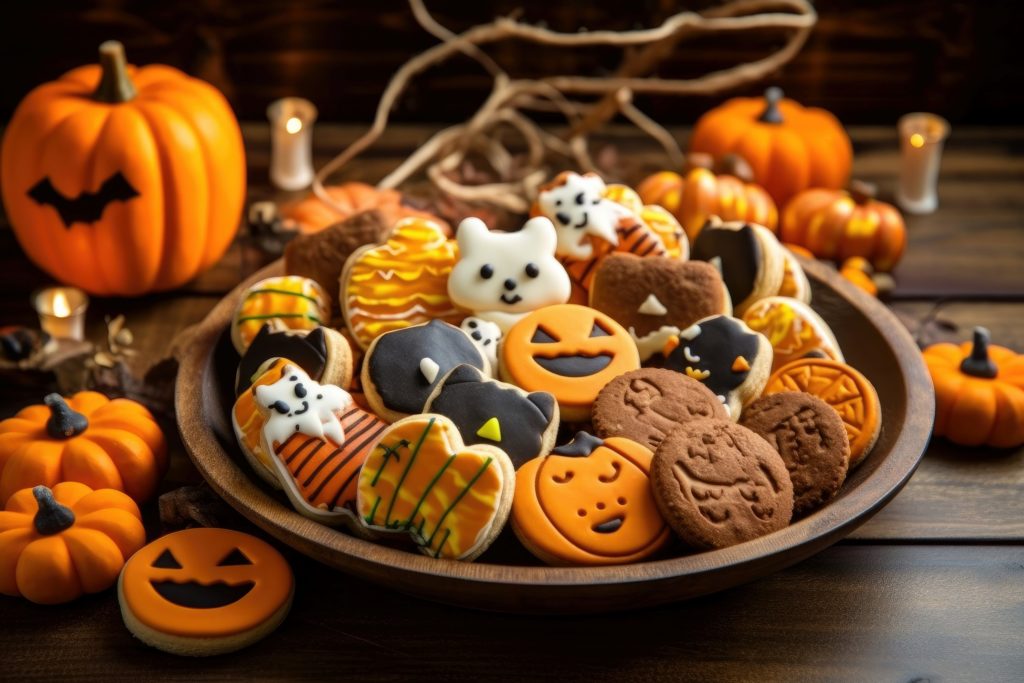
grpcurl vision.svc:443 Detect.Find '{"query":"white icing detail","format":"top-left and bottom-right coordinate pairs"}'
top-left (637, 293), bottom-right (668, 316)
top-left (709, 256), bottom-right (723, 274)
top-left (536, 172), bottom-right (631, 259)
top-left (420, 357), bottom-right (441, 384)
top-left (678, 323), bottom-right (702, 340)
top-left (684, 346), bottom-right (700, 363)
top-left (461, 316), bottom-right (502, 368)
top-left (447, 216), bottom-right (571, 319)
top-left (719, 396), bottom-right (731, 417)
top-left (629, 325), bottom-right (682, 362)
top-left (254, 365), bottom-right (351, 448)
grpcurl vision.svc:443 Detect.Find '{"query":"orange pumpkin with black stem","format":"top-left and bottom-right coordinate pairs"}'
top-left (0, 41), bottom-right (245, 296)
top-left (923, 327), bottom-right (1024, 448)
top-left (690, 87), bottom-right (852, 206)
top-left (782, 180), bottom-right (907, 272)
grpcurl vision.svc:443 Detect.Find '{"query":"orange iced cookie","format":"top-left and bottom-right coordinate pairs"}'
top-left (742, 296), bottom-right (843, 372)
top-left (764, 358), bottom-right (880, 467)
top-left (230, 276), bottom-right (329, 354)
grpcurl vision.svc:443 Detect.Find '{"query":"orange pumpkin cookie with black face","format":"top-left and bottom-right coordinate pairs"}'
top-left (118, 528), bottom-right (293, 656)
top-left (511, 432), bottom-right (670, 566)
top-left (500, 304), bottom-right (640, 422)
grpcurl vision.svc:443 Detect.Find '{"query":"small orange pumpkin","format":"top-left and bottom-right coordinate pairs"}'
top-left (839, 257), bottom-right (879, 297)
top-left (281, 182), bottom-right (450, 235)
top-left (0, 41), bottom-right (245, 296)
top-left (638, 153), bottom-right (778, 241)
top-left (0, 482), bottom-right (145, 604)
top-left (923, 327), bottom-right (1024, 448)
top-left (0, 392), bottom-right (167, 505)
top-left (782, 180), bottom-right (907, 272)
top-left (690, 87), bottom-right (852, 206)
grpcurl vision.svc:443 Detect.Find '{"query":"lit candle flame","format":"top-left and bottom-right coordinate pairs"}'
top-left (910, 133), bottom-right (925, 148)
top-left (285, 117), bottom-right (302, 134)
top-left (52, 290), bottom-right (70, 318)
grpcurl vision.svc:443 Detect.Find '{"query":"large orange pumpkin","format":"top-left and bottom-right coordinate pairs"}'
top-left (0, 41), bottom-right (245, 296)
top-left (637, 154), bottom-right (778, 241)
top-left (282, 182), bottom-right (450, 235)
top-left (781, 181), bottom-right (907, 272)
top-left (690, 87), bottom-right (852, 206)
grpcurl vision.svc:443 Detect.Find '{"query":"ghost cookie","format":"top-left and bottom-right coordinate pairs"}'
top-left (589, 253), bottom-right (732, 361)
top-left (651, 419), bottom-right (794, 549)
top-left (741, 296), bottom-right (843, 372)
top-left (461, 317), bottom-right (502, 368)
top-left (231, 276), bottom-right (330, 354)
top-left (356, 414), bottom-right (515, 561)
top-left (361, 319), bottom-right (490, 423)
top-left (648, 314), bottom-right (773, 419)
top-left (447, 216), bottom-right (571, 333)
top-left (690, 218), bottom-right (785, 315)
top-left (592, 368), bottom-right (728, 450)
top-left (424, 364), bottom-right (558, 467)
top-left (235, 324), bottom-right (352, 394)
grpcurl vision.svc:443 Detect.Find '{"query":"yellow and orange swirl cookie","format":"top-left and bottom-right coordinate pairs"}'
top-left (356, 414), bottom-right (514, 561)
top-left (231, 276), bottom-right (329, 354)
top-left (741, 296), bottom-right (843, 372)
top-left (341, 216), bottom-right (463, 349)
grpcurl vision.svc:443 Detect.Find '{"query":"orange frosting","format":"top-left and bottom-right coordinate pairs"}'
top-left (742, 297), bottom-right (842, 371)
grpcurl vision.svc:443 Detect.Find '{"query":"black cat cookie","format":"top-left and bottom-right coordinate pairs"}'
top-left (690, 218), bottom-right (785, 315)
top-left (235, 324), bottom-right (352, 395)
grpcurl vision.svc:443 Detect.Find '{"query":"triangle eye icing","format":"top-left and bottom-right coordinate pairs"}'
top-left (531, 327), bottom-right (558, 343)
top-left (216, 548), bottom-right (253, 566)
top-left (152, 549), bottom-right (182, 569)
top-left (589, 321), bottom-right (611, 338)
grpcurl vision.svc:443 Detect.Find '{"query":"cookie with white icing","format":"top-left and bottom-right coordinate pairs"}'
top-left (461, 317), bottom-right (502, 369)
top-left (535, 172), bottom-right (628, 260)
top-left (690, 218), bottom-right (785, 315)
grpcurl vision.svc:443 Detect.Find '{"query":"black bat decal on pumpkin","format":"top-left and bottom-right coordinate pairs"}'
top-left (27, 172), bottom-right (139, 228)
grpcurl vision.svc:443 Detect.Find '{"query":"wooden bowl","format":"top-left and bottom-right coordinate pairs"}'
top-left (176, 258), bottom-right (933, 614)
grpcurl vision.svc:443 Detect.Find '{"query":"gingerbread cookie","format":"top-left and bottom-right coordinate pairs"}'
top-left (511, 432), bottom-right (670, 566)
top-left (230, 276), bottom-right (330, 354)
top-left (447, 216), bottom-right (571, 333)
top-left (690, 219), bottom-right (784, 315)
top-left (424, 364), bottom-right (558, 467)
top-left (461, 317), bottom-right (502, 368)
top-left (741, 296), bottom-right (843, 372)
top-left (591, 368), bottom-right (728, 450)
top-left (235, 324), bottom-right (352, 394)
top-left (739, 392), bottom-right (850, 516)
top-left (764, 358), bottom-right (881, 468)
top-left (341, 216), bottom-right (462, 349)
top-left (651, 419), bottom-right (794, 549)
top-left (356, 414), bottom-right (515, 561)
top-left (500, 304), bottom-right (640, 422)
top-left (362, 319), bottom-right (490, 423)
top-left (777, 247), bottom-right (812, 303)
top-left (588, 253), bottom-right (732, 361)
top-left (118, 528), bottom-right (293, 656)
top-left (648, 314), bottom-right (773, 419)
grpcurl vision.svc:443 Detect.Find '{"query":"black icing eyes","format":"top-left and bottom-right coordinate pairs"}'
top-left (525, 263), bottom-right (539, 278)
top-left (152, 549), bottom-right (182, 569)
top-left (589, 321), bottom-right (611, 338)
top-left (531, 327), bottom-right (558, 343)
top-left (480, 264), bottom-right (494, 279)
top-left (217, 548), bottom-right (253, 566)
top-left (575, 192), bottom-right (585, 205)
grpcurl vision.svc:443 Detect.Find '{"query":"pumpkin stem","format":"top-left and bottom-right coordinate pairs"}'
top-left (94, 41), bottom-right (137, 104)
top-left (960, 327), bottom-right (999, 379)
top-left (758, 87), bottom-right (784, 124)
top-left (44, 393), bottom-right (89, 439)
top-left (849, 180), bottom-right (877, 205)
top-left (32, 486), bottom-right (76, 535)
top-left (714, 153), bottom-right (755, 183)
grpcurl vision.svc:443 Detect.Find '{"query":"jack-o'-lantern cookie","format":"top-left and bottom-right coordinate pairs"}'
top-left (235, 324), bottom-right (352, 394)
top-left (341, 216), bottom-right (463, 349)
top-left (592, 368), bottom-right (728, 450)
top-left (511, 432), bottom-right (670, 566)
top-left (356, 414), bottom-right (514, 561)
top-left (690, 218), bottom-right (785, 315)
top-left (447, 216), bottom-right (571, 333)
top-left (362, 319), bottom-right (490, 423)
top-left (424, 364), bottom-right (558, 467)
top-left (741, 296), bottom-right (843, 372)
top-left (589, 253), bottom-right (732, 361)
top-left (500, 304), bottom-right (640, 422)
top-left (651, 419), bottom-right (794, 549)
top-left (230, 276), bottom-right (330, 354)
top-left (648, 314), bottom-right (773, 419)
top-left (764, 358), bottom-right (881, 468)
top-left (118, 528), bottom-right (293, 656)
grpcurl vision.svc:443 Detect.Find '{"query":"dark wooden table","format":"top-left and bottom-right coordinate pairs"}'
top-left (1, 124), bottom-right (1022, 682)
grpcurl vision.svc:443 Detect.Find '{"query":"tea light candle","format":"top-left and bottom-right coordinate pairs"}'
top-left (33, 287), bottom-right (89, 341)
top-left (897, 112), bottom-right (950, 215)
top-left (267, 97), bottom-right (318, 191)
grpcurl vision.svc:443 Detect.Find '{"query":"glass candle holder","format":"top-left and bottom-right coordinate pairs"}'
top-left (33, 287), bottom-right (89, 341)
top-left (897, 113), bottom-right (950, 215)
top-left (267, 97), bottom-right (318, 191)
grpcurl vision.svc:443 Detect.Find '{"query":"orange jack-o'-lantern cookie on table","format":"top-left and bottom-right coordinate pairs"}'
top-left (500, 304), bottom-right (640, 422)
top-left (511, 432), bottom-right (670, 566)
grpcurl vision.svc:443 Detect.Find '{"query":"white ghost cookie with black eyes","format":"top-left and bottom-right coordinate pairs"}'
top-left (461, 317), bottom-right (502, 368)
top-left (535, 171), bottom-right (628, 260)
top-left (448, 216), bottom-right (571, 333)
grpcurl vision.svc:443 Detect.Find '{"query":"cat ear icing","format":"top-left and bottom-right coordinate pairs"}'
top-left (456, 217), bottom-right (491, 252)
top-left (520, 216), bottom-right (558, 254)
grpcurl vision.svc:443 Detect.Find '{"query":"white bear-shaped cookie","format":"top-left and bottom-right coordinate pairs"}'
top-left (254, 364), bottom-right (352, 448)
top-left (536, 171), bottom-right (630, 260)
top-left (448, 216), bottom-right (571, 332)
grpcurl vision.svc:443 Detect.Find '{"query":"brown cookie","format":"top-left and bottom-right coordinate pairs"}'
top-left (592, 368), bottom-right (727, 450)
top-left (651, 419), bottom-right (793, 549)
top-left (588, 253), bottom-right (732, 361)
top-left (284, 209), bottom-right (391, 309)
top-left (740, 392), bottom-right (851, 516)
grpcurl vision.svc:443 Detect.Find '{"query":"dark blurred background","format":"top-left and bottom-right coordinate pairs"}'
top-left (0, 0), bottom-right (1021, 124)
